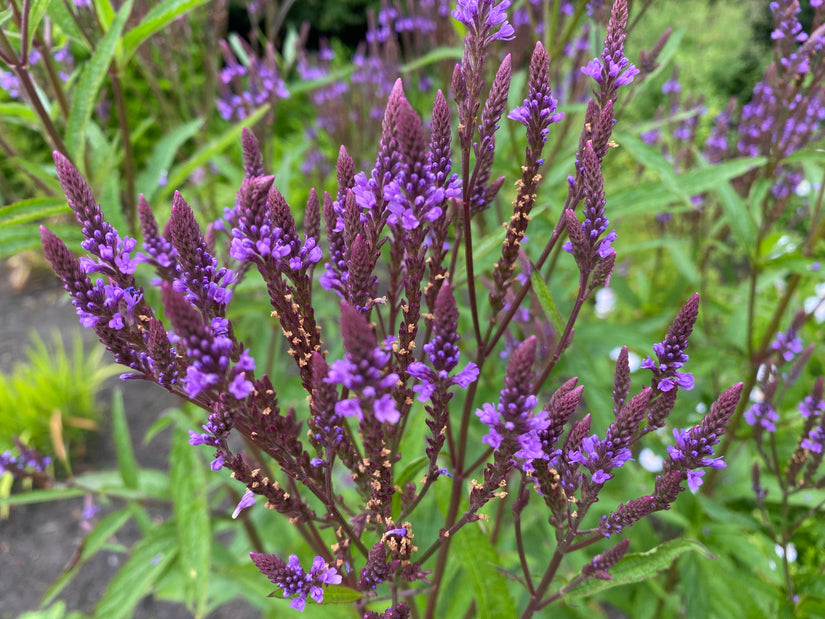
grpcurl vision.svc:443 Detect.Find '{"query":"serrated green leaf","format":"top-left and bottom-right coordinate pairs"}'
top-left (316, 584), bottom-right (361, 605)
top-left (66, 0), bottom-right (133, 161)
top-left (0, 197), bottom-right (68, 226)
top-left (157, 104), bottom-right (269, 202)
top-left (111, 389), bottom-right (139, 490)
top-left (136, 118), bottom-right (203, 202)
top-left (121, 0), bottom-right (211, 61)
top-left (171, 428), bottom-right (210, 616)
top-left (565, 538), bottom-right (713, 601)
top-left (453, 523), bottom-right (517, 619)
top-left (47, 1), bottom-right (89, 47)
top-left (531, 269), bottom-right (565, 336)
top-left (93, 521), bottom-right (179, 619)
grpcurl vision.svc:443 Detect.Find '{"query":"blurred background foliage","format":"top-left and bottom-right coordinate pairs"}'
top-left (1, 0), bottom-right (825, 617)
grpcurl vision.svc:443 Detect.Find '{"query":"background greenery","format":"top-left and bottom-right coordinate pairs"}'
top-left (1, 0), bottom-right (824, 617)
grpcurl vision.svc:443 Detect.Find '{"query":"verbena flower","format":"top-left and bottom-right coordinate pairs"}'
top-left (325, 303), bottom-right (400, 423)
top-left (407, 283), bottom-right (479, 401)
top-left (452, 0), bottom-right (515, 43)
top-left (567, 433), bottom-right (632, 484)
top-left (744, 401), bottom-right (779, 432)
top-left (476, 337), bottom-right (550, 463)
top-left (250, 553), bottom-right (342, 612)
top-left (641, 294), bottom-right (698, 392)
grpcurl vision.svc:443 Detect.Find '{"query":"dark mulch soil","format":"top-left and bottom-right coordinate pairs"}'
top-left (0, 265), bottom-right (259, 618)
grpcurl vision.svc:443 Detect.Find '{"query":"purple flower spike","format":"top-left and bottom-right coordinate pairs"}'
top-left (325, 303), bottom-right (400, 423)
top-left (580, 0), bottom-right (639, 105)
top-left (476, 337), bottom-right (550, 464)
top-left (744, 401), bottom-right (779, 433)
top-left (169, 192), bottom-right (236, 317)
top-left (582, 539), bottom-right (630, 580)
top-left (53, 152), bottom-right (139, 283)
top-left (407, 283), bottom-right (479, 401)
top-left (568, 434), bottom-right (633, 485)
top-left (508, 42), bottom-right (564, 147)
top-left (663, 383), bottom-right (743, 491)
top-left (250, 553), bottom-right (341, 612)
top-left (641, 294), bottom-right (699, 393)
top-left (136, 195), bottom-right (177, 281)
top-left (771, 330), bottom-right (803, 362)
top-left (452, 0), bottom-right (515, 44)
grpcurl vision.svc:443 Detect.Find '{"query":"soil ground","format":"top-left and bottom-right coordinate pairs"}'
top-left (0, 263), bottom-right (258, 618)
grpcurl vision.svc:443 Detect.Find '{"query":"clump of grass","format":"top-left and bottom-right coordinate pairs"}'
top-left (0, 330), bottom-right (120, 461)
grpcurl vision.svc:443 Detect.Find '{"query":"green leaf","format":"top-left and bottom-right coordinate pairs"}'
top-left (531, 269), bottom-right (566, 336)
top-left (665, 240), bottom-right (699, 285)
top-left (616, 131), bottom-right (686, 204)
top-left (42, 506), bottom-right (138, 606)
top-left (47, 1), bottom-right (89, 48)
top-left (0, 197), bottom-right (68, 226)
top-left (157, 104), bottom-right (270, 202)
top-left (714, 175), bottom-right (757, 250)
top-left (0, 486), bottom-right (85, 506)
top-left (401, 45), bottom-right (463, 72)
top-left (315, 584), bottom-right (361, 605)
top-left (121, 0), bottom-right (211, 61)
top-left (677, 157), bottom-right (767, 196)
top-left (0, 102), bottom-right (39, 125)
top-left (27, 0), bottom-right (55, 51)
top-left (66, 0), bottom-right (133, 161)
top-left (95, 0), bottom-right (116, 29)
top-left (171, 428), bottom-right (211, 616)
top-left (94, 521), bottom-right (179, 619)
top-left (111, 389), bottom-right (139, 490)
top-left (565, 538), bottom-right (714, 601)
top-left (395, 455), bottom-right (429, 488)
top-left (136, 118), bottom-right (203, 203)
top-left (453, 523), bottom-right (517, 619)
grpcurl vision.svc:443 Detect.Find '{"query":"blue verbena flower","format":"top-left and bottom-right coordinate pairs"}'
top-left (407, 282), bottom-right (479, 401)
top-left (325, 303), bottom-right (401, 423)
top-left (801, 426), bottom-right (824, 453)
top-left (475, 337), bottom-right (550, 464)
top-left (452, 0), bottom-right (515, 43)
top-left (250, 553), bottom-right (342, 612)
top-left (666, 427), bottom-right (726, 491)
top-left (744, 401), bottom-right (779, 432)
top-left (641, 295), bottom-right (699, 392)
top-left (580, 0), bottom-right (639, 97)
top-left (770, 330), bottom-right (803, 362)
top-left (567, 434), bottom-right (633, 484)
top-left (232, 489), bottom-right (257, 519)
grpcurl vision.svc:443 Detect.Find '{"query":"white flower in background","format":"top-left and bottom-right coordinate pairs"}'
top-left (639, 448), bottom-right (663, 472)
top-left (595, 287), bottom-right (616, 319)
top-left (803, 282), bottom-right (825, 324)
top-left (795, 179), bottom-right (812, 196)
top-left (608, 347), bottom-right (641, 372)
top-left (775, 543), bottom-right (797, 563)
